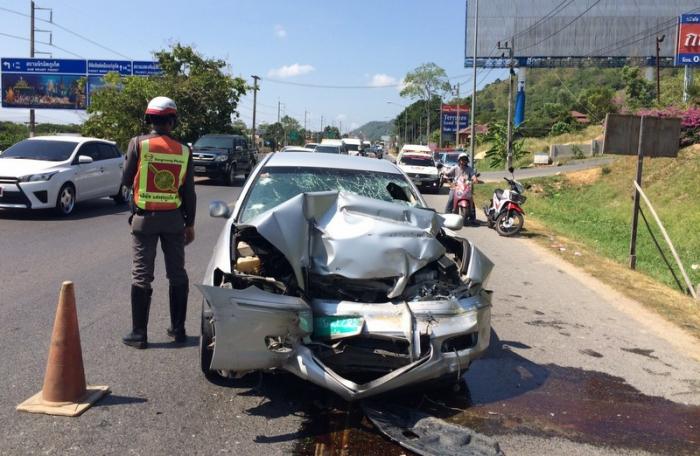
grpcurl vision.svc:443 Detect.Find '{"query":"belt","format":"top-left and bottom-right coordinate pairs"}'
top-left (135, 208), bottom-right (179, 216)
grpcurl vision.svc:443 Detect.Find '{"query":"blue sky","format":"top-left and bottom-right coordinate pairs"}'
top-left (0, 0), bottom-right (505, 132)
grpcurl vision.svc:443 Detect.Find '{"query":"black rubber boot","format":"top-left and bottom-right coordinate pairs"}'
top-left (166, 283), bottom-right (188, 343)
top-left (122, 285), bottom-right (152, 349)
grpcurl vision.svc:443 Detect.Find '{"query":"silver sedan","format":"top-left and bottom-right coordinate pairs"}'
top-left (198, 152), bottom-right (494, 401)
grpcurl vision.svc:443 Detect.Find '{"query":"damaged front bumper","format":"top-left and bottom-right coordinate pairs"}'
top-left (198, 281), bottom-right (491, 402)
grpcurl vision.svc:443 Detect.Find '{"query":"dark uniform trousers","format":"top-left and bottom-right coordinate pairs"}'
top-left (131, 209), bottom-right (188, 288)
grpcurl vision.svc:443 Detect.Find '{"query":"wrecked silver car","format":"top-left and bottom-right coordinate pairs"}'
top-left (198, 152), bottom-right (493, 401)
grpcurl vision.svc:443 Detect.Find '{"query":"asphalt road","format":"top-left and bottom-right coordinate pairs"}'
top-left (1, 175), bottom-right (698, 455)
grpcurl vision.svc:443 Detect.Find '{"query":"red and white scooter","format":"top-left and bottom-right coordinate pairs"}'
top-left (451, 174), bottom-right (476, 225)
top-left (483, 168), bottom-right (526, 236)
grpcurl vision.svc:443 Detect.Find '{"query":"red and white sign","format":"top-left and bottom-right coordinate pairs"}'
top-left (441, 104), bottom-right (469, 113)
top-left (677, 14), bottom-right (700, 66)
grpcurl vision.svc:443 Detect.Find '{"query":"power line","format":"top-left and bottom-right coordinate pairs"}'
top-left (518, 0), bottom-right (602, 53)
top-left (0, 30), bottom-right (82, 58)
top-left (585, 6), bottom-right (700, 57)
top-left (507, 0), bottom-right (575, 42)
top-left (0, 5), bottom-right (130, 59)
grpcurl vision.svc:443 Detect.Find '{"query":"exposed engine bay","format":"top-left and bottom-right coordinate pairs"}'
top-left (198, 191), bottom-right (493, 400)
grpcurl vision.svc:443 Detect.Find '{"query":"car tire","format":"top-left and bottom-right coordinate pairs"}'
top-left (55, 183), bottom-right (76, 216)
top-left (111, 184), bottom-right (129, 204)
top-left (225, 164), bottom-right (237, 186)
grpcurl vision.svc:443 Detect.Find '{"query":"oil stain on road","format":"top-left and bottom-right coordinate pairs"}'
top-left (290, 332), bottom-right (699, 455)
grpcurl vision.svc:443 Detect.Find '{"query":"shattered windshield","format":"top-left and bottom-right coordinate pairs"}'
top-left (239, 166), bottom-right (422, 222)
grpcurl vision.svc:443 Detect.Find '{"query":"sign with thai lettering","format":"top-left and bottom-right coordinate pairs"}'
top-left (677, 14), bottom-right (700, 66)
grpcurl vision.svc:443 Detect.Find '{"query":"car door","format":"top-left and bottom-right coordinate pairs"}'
top-left (72, 142), bottom-right (103, 200)
top-left (97, 143), bottom-right (124, 196)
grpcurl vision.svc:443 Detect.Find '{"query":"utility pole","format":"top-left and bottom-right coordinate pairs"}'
top-left (277, 99), bottom-right (281, 123)
top-left (28, 1), bottom-right (53, 137)
top-left (499, 40), bottom-right (515, 170)
top-left (29, 1), bottom-right (35, 137)
top-left (304, 109), bottom-right (308, 139)
top-left (468, 0), bottom-right (479, 165)
top-left (250, 75), bottom-right (260, 149)
top-left (655, 35), bottom-right (665, 104)
top-left (320, 115), bottom-right (324, 140)
top-left (683, 66), bottom-right (694, 103)
top-left (454, 83), bottom-right (461, 148)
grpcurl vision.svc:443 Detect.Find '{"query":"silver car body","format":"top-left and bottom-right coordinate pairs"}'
top-left (199, 152), bottom-right (493, 401)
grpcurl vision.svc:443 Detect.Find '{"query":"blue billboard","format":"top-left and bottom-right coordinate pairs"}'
top-left (441, 113), bottom-right (468, 133)
top-left (87, 60), bottom-right (132, 76)
top-left (1, 58), bottom-right (162, 109)
top-left (132, 61), bottom-right (162, 76)
top-left (1, 58), bottom-right (86, 74)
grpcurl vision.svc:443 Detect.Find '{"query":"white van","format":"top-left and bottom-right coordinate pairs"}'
top-left (398, 144), bottom-right (432, 162)
top-left (342, 138), bottom-right (363, 156)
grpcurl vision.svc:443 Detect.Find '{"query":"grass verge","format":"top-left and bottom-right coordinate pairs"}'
top-left (473, 145), bottom-right (700, 340)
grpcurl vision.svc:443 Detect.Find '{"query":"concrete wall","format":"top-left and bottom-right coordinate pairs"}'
top-left (550, 139), bottom-right (603, 160)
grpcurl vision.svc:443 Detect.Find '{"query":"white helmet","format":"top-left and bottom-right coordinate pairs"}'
top-left (458, 152), bottom-right (469, 162)
top-left (145, 96), bottom-right (177, 116)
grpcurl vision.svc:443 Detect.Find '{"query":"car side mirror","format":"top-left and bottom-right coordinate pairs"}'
top-left (508, 166), bottom-right (514, 174)
top-left (78, 155), bottom-right (93, 164)
top-left (209, 200), bottom-right (232, 218)
top-left (235, 145), bottom-right (243, 151)
top-left (440, 213), bottom-right (464, 231)
top-left (436, 163), bottom-right (444, 169)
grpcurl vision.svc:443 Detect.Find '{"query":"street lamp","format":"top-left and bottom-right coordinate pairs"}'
top-left (386, 101), bottom-right (408, 145)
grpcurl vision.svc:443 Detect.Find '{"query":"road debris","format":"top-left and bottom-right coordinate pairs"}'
top-left (361, 401), bottom-right (504, 456)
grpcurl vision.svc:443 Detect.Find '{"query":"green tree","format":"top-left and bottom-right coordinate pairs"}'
top-left (483, 122), bottom-right (529, 168)
top-left (575, 87), bottom-right (616, 123)
top-left (323, 125), bottom-right (340, 139)
top-left (622, 66), bottom-right (655, 109)
top-left (82, 43), bottom-right (247, 150)
top-left (231, 119), bottom-right (247, 135)
top-left (400, 63), bottom-right (451, 143)
top-left (260, 122), bottom-right (284, 149)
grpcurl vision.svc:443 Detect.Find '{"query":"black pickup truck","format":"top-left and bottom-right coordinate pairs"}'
top-left (191, 134), bottom-right (257, 186)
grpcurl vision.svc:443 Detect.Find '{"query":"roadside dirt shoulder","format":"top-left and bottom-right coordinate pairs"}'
top-left (523, 219), bottom-right (700, 362)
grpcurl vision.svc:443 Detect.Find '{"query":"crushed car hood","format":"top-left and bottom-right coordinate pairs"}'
top-left (240, 191), bottom-right (447, 298)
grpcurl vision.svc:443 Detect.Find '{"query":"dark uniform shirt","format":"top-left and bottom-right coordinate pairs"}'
top-left (122, 132), bottom-right (196, 227)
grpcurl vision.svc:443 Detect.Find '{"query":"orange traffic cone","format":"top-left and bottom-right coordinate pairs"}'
top-left (17, 281), bottom-right (109, 417)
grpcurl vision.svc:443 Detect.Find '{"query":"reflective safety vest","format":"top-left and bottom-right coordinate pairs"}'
top-left (133, 135), bottom-right (189, 211)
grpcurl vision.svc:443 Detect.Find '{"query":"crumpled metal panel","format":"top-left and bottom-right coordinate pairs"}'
top-left (241, 191), bottom-right (447, 298)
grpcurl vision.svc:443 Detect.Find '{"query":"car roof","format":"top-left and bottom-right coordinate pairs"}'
top-left (26, 135), bottom-right (115, 145)
top-left (265, 152), bottom-right (402, 174)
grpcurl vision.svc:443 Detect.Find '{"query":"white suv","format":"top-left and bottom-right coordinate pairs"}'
top-left (0, 136), bottom-right (128, 215)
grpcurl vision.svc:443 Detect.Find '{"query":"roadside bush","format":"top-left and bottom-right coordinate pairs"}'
top-left (550, 120), bottom-right (572, 136)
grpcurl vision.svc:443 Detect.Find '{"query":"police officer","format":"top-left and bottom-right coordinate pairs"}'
top-left (122, 96), bottom-right (196, 349)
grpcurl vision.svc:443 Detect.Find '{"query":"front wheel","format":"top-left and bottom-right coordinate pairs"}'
top-left (495, 210), bottom-right (524, 236)
top-left (55, 183), bottom-right (76, 216)
top-left (458, 205), bottom-right (468, 225)
top-left (224, 164), bottom-right (237, 187)
top-left (111, 184), bottom-right (129, 204)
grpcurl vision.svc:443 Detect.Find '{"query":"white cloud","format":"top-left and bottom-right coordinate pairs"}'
top-left (336, 114), bottom-right (347, 121)
top-left (267, 63), bottom-right (315, 78)
top-left (369, 73), bottom-right (398, 87)
top-left (274, 25), bottom-right (287, 39)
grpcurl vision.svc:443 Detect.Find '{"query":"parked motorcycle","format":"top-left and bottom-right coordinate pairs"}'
top-left (483, 168), bottom-right (526, 236)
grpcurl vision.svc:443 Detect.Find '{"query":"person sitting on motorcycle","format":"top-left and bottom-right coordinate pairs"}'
top-left (444, 153), bottom-right (478, 224)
